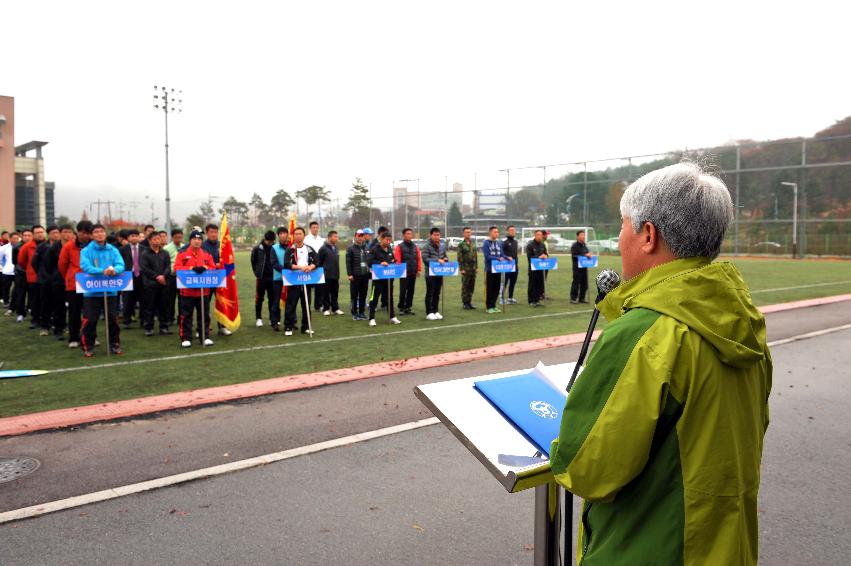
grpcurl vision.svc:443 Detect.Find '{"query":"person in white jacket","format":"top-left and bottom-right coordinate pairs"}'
top-left (0, 232), bottom-right (15, 307)
top-left (303, 221), bottom-right (325, 310)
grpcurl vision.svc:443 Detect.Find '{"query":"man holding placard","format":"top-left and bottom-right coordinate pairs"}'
top-left (482, 226), bottom-right (507, 314)
top-left (570, 229), bottom-right (594, 303)
top-left (283, 226), bottom-right (318, 336)
top-left (393, 228), bottom-right (421, 316)
top-left (367, 232), bottom-right (402, 327)
top-left (175, 230), bottom-right (217, 347)
top-left (421, 227), bottom-right (447, 320)
top-left (525, 229), bottom-right (548, 307)
top-left (345, 229), bottom-right (370, 321)
top-left (79, 223), bottom-right (126, 357)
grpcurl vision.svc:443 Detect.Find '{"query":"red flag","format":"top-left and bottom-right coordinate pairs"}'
top-left (279, 214), bottom-right (298, 308)
top-left (215, 213), bottom-right (241, 331)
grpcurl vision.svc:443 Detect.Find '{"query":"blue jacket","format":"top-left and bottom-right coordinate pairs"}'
top-left (272, 243), bottom-right (287, 282)
top-left (79, 241), bottom-right (126, 297)
top-left (481, 239), bottom-right (504, 270)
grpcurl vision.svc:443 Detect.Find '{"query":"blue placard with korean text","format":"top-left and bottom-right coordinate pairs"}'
top-left (176, 269), bottom-right (228, 289)
top-left (75, 272), bottom-right (133, 294)
top-left (281, 268), bottom-right (326, 287)
top-left (371, 263), bottom-right (407, 280)
top-left (531, 257), bottom-right (559, 271)
top-left (428, 261), bottom-right (459, 277)
top-left (578, 256), bottom-right (598, 268)
top-left (490, 260), bottom-right (516, 274)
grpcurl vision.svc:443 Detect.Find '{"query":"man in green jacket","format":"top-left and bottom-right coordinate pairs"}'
top-left (550, 162), bottom-right (772, 565)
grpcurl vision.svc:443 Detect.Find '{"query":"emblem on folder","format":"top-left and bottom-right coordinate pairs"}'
top-left (530, 401), bottom-right (558, 419)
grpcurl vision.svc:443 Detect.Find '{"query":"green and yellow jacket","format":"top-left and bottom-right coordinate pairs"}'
top-left (550, 257), bottom-right (772, 565)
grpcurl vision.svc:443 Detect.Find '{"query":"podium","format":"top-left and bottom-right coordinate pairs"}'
top-left (415, 362), bottom-right (579, 566)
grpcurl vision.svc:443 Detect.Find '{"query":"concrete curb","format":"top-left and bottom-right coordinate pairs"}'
top-left (1, 293), bottom-right (849, 437)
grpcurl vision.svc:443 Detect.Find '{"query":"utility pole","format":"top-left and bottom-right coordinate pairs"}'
top-left (153, 85), bottom-right (182, 235)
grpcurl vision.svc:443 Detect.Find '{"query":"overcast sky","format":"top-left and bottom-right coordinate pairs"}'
top-left (4, 0), bottom-right (849, 223)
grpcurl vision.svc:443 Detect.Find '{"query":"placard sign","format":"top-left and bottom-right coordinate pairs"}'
top-left (371, 263), bottom-right (407, 280)
top-left (75, 272), bottom-right (133, 294)
top-left (281, 267), bottom-right (326, 286)
top-left (530, 258), bottom-right (558, 271)
top-left (176, 269), bottom-right (228, 289)
top-left (490, 260), bottom-right (516, 274)
top-left (428, 261), bottom-right (459, 277)
top-left (578, 256), bottom-right (598, 268)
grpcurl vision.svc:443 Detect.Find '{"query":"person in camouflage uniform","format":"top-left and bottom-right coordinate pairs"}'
top-left (457, 226), bottom-right (478, 309)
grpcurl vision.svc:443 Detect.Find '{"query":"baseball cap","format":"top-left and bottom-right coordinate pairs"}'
top-left (355, 229), bottom-right (364, 235)
top-left (362, 228), bottom-right (374, 235)
top-left (189, 229), bottom-right (204, 240)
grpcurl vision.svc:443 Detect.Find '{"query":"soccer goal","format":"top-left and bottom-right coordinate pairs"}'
top-left (520, 226), bottom-right (599, 253)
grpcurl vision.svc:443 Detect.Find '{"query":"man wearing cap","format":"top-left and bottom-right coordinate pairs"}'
top-left (251, 230), bottom-right (280, 328)
top-left (283, 227), bottom-right (318, 336)
top-left (346, 229), bottom-right (371, 320)
top-left (175, 229), bottom-right (217, 347)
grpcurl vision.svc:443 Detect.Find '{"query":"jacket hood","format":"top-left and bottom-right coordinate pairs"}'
top-left (598, 257), bottom-right (767, 369)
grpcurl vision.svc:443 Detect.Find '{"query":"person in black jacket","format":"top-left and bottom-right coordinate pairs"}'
top-left (317, 231), bottom-right (342, 315)
top-left (46, 225), bottom-right (75, 339)
top-left (394, 228), bottom-right (421, 315)
top-left (282, 227), bottom-right (318, 336)
top-left (570, 229), bottom-right (593, 303)
top-left (119, 229), bottom-right (144, 328)
top-left (502, 225), bottom-right (519, 304)
top-left (32, 225), bottom-right (60, 335)
top-left (367, 232), bottom-right (401, 327)
top-left (526, 229), bottom-right (548, 307)
top-left (139, 231), bottom-right (173, 336)
top-left (250, 231), bottom-right (280, 329)
top-left (345, 230), bottom-right (370, 320)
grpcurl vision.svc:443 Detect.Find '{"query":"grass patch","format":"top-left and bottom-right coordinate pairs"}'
top-left (0, 254), bottom-right (849, 417)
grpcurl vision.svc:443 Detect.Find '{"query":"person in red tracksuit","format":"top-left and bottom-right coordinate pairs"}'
top-left (175, 230), bottom-right (217, 348)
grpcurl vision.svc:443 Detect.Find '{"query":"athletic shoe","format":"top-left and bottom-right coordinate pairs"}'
top-left (468, 304), bottom-right (477, 309)
top-left (334, 310), bottom-right (345, 315)
top-left (144, 329), bottom-right (155, 337)
top-left (570, 299), bottom-right (578, 304)
top-left (487, 308), bottom-right (499, 314)
top-left (95, 339), bottom-right (101, 346)
top-left (579, 299), bottom-right (589, 304)
top-left (368, 319), bottom-right (377, 327)
top-left (159, 328), bottom-right (173, 335)
top-left (434, 312), bottom-right (443, 320)
top-left (285, 330), bottom-right (293, 336)
top-left (426, 313), bottom-right (437, 321)
top-left (16, 315), bottom-right (23, 322)
top-left (301, 329), bottom-right (315, 335)
top-left (508, 298), bottom-right (518, 305)
top-left (181, 340), bottom-right (192, 348)
top-left (4, 309), bottom-right (12, 316)
top-left (406, 310), bottom-right (416, 316)
top-left (390, 317), bottom-right (401, 325)
top-left (110, 346), bottom-right (123, 355)
top-left (39, 329), bottom-right (49, 336)
top-left (271, 324), bottom-right (280, 332)
top-left (55, 334), bottom-right (65, 341)
top-left (256, 318), bottom-right (264, 327)
top-left (462, 303), bottom-right (472, 310)
top-left (323, 310), bottom-right (331, 316)
top-left (498, 298), bottom-right (505, 305)
top-left (204, 338), bottom-right (214, 346)
top-left (218, 328), bottom-right (232, 336)
top-left (68, 341), bottom-right (80, 348)
top-left (83, 351), bottom-right (94, 358)
top-left (352, 315), bottom-right (361, 321)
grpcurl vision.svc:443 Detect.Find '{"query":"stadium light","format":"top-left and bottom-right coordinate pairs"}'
top-left (565, 193), bottom-right (581, 223)
top-left (152, 85), bottom-right (183, 234)
top-left (780, 181), bottom-right (798, 258)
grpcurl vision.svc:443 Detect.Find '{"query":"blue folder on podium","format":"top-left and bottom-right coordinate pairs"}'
top-left (474, 369), bottom-right (567, 457)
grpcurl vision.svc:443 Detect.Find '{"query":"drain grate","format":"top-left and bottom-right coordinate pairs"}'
top-left (0, 457), bottom-right (40, 484)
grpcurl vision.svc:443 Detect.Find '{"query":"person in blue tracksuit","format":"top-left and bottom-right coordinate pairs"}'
top-left (79, 223), bottom-right (126, 357)
top-left (481, 226), bottom-right (507, 313)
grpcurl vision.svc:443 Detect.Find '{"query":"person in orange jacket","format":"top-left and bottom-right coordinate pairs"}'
top-left (174, 229), bottom-right (217, 348)
top-left (16, 225), bottom-right (46, 328)
top-left (58, 221), bottom-right (94, 348)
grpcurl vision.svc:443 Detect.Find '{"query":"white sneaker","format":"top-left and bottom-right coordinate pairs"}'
top-left (426, 313), bottom-right (437, 321)
top-left (95, 339), bottom-right (101, 346)
top-left (181, 340), bottom-right (192, 348)
top-left (4, 310), bottom-right (12, 316)
top-left (204, 338), bottom-right (214, 346)
top-left (285, 330), bottom-right (293, 336)
top-left (369, 319), bottom-right (377, 327)
top-left (219, 328), bottom-right (232, 336)
top-left (68, 341), bottom-right (80, 348)
top-left (390, 317), bottom-right (401, 325)
top-left (256, 318), bottom-right (263, 327)
top-left (16, 315), bottom-right (23, 323)
top-left (334, 310), bottom-right (344, 315)
top-left (435, 312), bottom-right (444, 320)
top-left (323, 310), bottom-right (331, 316)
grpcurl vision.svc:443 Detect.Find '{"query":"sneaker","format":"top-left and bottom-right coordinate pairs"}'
top-left (218, 328), bottom-right (232, 336)
top-left (390, 317), bottom-right (401, 325)
top-left (256, 318), bottom-right (264, 327)
top-left (468, 304), bottom-right (477, 309)
top-left (434, 312), bottom-right (443, 320)
top-left (301, 329), bottom-right (315, 335)
top-left (181, 340), bottom-right (192, 348)
top-left (579, 299), bottom-right (589, 304)
top-left (95, 339), bottom-right (101, 346)
top-left (144, 329), bottom-right (155, 337)
top-left (508, 298), bottom-right (517, 305)
top-left (55, 334), bottom-right (65, 341)
top-left (498, 298), bottom-right (505, 305)
top-left (368, 319), bottom-right (377, 327)
top-left (5, 309), bottom-right (12, 316)
top-left (39, 329), bottom-right (49, 336)
top-left (406, 310), bottom-right (416, 316)
top-left (487, 308), bottom-right (499, 314)
top-left (285, 329), bottom-right (293, 336)
top-left (83, 351), bottom-right (94, 358)
top-left (110, 346), bottom-right (123, 355)
top-left (334, 310), bottom-right (344, 315)
top-left (204, 338), bottom-right (214, 346)
top-left (426, 313), bottom-right (437, 321)
top-left (352, 315), bottom-right (361, 321)
top-left (463, 303), bottom-right (472, 310)
top-left (271, 324), bottom-right (280, 332)
top-left (16, 315), bottom-right (23, 322)
top-left (68, 341), bottom-right (80, 348)
top-left (570, 299), bottom-right (578, 304)
top-left (323, 310), bottom-right (331, 316)
top-left (159, 327), bottom-right (173, 335)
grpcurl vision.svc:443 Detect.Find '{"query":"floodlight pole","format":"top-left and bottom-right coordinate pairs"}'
top-left (153, 86), bottom-right (183, 235)
top-left (781, 182), bottom-right (798, 258)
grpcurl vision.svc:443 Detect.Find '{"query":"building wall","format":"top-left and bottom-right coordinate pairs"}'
top-left (0, 96), bottom-right (14, 230)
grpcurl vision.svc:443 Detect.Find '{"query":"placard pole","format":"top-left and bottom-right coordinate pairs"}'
top-left (200, 290), bottom-right (206, 348)
top-left (303, 283), bottom-right (313, 338)
top-left (103, 292), bottom-right (110, 357)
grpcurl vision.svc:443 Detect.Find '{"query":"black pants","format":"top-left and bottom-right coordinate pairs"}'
top-left (485, 272), bottom-right (501, 309)
top-left (67, 291), bottom-right (83, 343)
top-left (164, 275), bottom-right (177, 326)
top-left (321, 279), bottom-right (339, 311)
top-left (528, 271), bottom-right (545, 304)
top-left (271, 281), bottom-right (283, 325)
top-left (398, 277), bottom-right (417, 310)
top-left (424, 276), bottom-right (443, 314)
top-left (12, 272), bottom-right (27, 316)
top-left (82, 295), bottom-right (120, 352)
top-left (179, 294), bottom-right (211, 342)
top-left (143, 284), bottom-right (168, 331)
top-left (504, 271), bottom-right (518, 299)
top-left (29, 282), bottom-right (42, 325)
top-left (369, 280), bottom-right (395, 320)
top-left (285, 284), bottom-right (310, 331)
top-left (255, 278), bottom-right (275, 320)
top-left (51, 283), bottom-right (66, 335)
top-left (350, 276), bottom-right (369, 315)
top-left (122, 276), bottom-right (143, 324)
top-left (38, 282), bottom-right (55, 329)
top-left (312, 283), bottom-right (326, 311)
top-left (0, 274), bottom-right (13, 305)
top-left (571, 267), bottom-right (588, 301)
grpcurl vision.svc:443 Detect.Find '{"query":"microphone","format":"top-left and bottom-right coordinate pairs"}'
top-left (566, 269), bottom-right (621, 392)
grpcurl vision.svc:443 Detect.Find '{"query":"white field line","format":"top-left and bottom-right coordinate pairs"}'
top-left (750, 280), bottom-right (851, 294)
top-left (0, 417), bottom-right (440, 524)
top-left (766, 323), bottom-right (851, 347)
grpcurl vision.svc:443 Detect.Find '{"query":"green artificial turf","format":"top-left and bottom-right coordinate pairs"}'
top-left (0, 254), bottom-right (849, 417)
